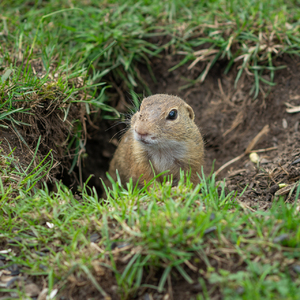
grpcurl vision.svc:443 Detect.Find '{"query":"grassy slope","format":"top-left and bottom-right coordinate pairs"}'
top-left (1, 0), bottom-right (300, 299)
top-left (1, 162), bottom-right (300, 299)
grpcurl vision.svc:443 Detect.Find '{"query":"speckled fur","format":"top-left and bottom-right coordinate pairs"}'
top-left (108, 94), bottom-right (204, 186)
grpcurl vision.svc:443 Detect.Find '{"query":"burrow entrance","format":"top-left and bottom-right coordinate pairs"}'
top-left (80, 54), bottom-right (300, 205)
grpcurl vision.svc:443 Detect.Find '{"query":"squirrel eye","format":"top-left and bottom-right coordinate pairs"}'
top-left (167, 109), bottom-right (178, 120)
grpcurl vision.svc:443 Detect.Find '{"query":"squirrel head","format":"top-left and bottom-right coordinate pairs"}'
top-left (131, 94), bottom-right (199, 148)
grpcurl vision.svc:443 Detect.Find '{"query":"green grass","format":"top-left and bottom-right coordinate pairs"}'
top-left (1, 160), bottom-right (300, 299)
top-left (2, 0), bottom-right (300, 100)
top-left (1, 0), bottom-right (300, 299)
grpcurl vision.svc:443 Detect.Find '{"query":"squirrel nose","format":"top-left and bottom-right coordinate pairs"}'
top-left (135, 128), bottom-right (149, 137)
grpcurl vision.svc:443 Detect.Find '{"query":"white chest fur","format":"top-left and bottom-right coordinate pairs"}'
top-left (146, 142), bottom-right (186, 174)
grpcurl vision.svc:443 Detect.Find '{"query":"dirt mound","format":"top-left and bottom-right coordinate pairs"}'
top-left (0, 61), bottom-right (88, 185)
top-left (82, 54), bottom-right (300, 205)
top-left (2, 54), bottom-right (300, 206)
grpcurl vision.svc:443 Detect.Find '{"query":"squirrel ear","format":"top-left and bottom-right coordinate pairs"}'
top-left (185, 104), bottom-right (195, 120)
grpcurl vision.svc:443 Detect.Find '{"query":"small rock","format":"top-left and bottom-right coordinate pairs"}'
top-left (260, 158), bottom-right (271, 164)
top-left (25, 283), bottom-right (41, 297)
top-left (39, 264), bottom-right (47, 271)
top-left (272, 137), bottom-right (278, 146)
top-left (117, 243), bottom-right (131, 249)
top-left (292, 265), bottom-right (300, 274)
top-left (144, 293), bottom-right (153, 300)
top-left (249, 152), bottom-right (259, 164)
top-left (35, 251), bottom-right (47, 257)
top-left (90, 233), bottom-right (100, 243)
top-left (210, 213), bottom-right (216, 221)
top-left (282, 118), bottom-right (288, 129)
top-left (191, 283), bottom-right (203, 293)
top-left (204, 226), bottom-right (217, 235)
top-left (9, 292), bottom-right (19, 298)
top-left (273, 233), bottom-right (289, 243)
top-left (268, 185), bottom-right (279, 195)
top-left (292, 158), bottom-right (300, 165)
top-left (7, 264), bottom-right (20, 276)
top-left (236, 286), bottom-right (245, 295)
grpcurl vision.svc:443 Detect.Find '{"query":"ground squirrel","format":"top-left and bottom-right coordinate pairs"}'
top-left (108, 94), bottom-right (204, 187)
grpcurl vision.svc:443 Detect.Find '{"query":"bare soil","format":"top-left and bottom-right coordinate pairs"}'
top-left (82, 54), bottom-right (300, 208)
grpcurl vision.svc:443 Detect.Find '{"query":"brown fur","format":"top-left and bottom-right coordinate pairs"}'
top-left (108, 94), bottom-right (204, 187)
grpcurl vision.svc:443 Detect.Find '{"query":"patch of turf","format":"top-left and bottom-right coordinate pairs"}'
top-left (1, 163), bottom-right (300, 299)
top-left (2, 0), bottom-right (300, 99)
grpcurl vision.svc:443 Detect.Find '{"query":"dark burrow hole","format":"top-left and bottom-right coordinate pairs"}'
top-left (59, 54), bottom-right (300, 196)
